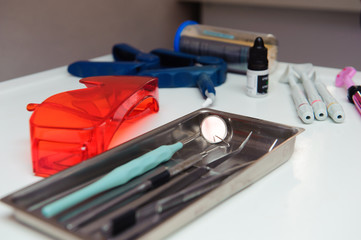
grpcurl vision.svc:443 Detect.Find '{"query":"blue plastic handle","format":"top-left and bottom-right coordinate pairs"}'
top-left (67, 61), bottom-right (146, 78)
top-left (139, 65), bottom-right (225, 88)
top-left (197, 73), bottom-right (216, 97)
top-left (112, 43), bottom-right (160, 69)
top-left (41, 142), bottom-right (183, 218)
top-left (112, 43), bottom-right (144, 61)
top-left (67, 44), bottom-right (227, 89)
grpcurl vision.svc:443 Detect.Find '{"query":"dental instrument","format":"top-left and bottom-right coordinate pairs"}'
top-left (313, 74), bottom-right (345, 123)
top-left (100, 131), bottom-right (253, 237)
top-left (295, 68), bottom-right (328, 120)
top-left (77, 131), bottom-right (252, 236)
top-left (200, 115), bottom-right (228, 144)
top-left (41, 115), bottom-right (230, 218)
top-left (41, 135), bottom-right (194, 218)
top-left (108, 161), bottom-right (255, 238)
top-left (62, 115), bottom-right (230, 229)
top-left (280, 65), bottom-right (314, 124)
top-left (64, 144), bottom-right (224, 230)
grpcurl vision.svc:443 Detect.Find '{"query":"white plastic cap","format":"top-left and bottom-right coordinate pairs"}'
top-left (202, 92), bottom-right (215, 108)
top-left (312, 101), bottom-right (328, 121)
top-left (328, 103), bottom-right (345, 123)
top-left (298, 104), bottom-right (314, 124)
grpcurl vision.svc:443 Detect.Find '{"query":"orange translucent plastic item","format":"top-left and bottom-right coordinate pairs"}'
top-left (27, 76), bottom-right (159, 177)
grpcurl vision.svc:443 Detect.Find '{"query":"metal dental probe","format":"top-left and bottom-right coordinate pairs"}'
top-left (62, 115), bottom-right (231, 227)
top-left (41, 132), bottom-right (201, 218)
top-left (139, 161), bottom-right (255, 220)
top-left (109, 161), bottom-right (255, 239)
top-left (77, 131), bottom-right (252, 236)
top-left (64, 143), bottom-right (226, 230)
top-left (101, 132), bottom-right (252, 236)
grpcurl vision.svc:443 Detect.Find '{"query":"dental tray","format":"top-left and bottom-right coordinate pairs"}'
top-left (1, 109), bottom-right (303, 240)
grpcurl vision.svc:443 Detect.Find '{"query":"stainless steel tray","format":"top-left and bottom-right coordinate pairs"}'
top-left (1, 108), bottom-right (304, 240)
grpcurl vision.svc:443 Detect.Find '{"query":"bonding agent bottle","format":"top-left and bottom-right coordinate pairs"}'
top-left (246, 37), bottom-right (269, 97)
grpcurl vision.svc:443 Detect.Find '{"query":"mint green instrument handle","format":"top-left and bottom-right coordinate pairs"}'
top-left (42, 142), bottom-right (183, 218)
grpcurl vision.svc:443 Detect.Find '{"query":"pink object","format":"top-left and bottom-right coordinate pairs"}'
top-left (335, 66), bottom-right (357, 89)
top-left (353, 92), bottom-right (361, 115)
top-left (335, 66), bottom-right (361, 117)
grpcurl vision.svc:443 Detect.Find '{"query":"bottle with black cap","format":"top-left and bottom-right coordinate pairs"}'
top-left (246, 37), bottom-right (269, 97)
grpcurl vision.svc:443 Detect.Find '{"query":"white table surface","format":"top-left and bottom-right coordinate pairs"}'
top-left (1, 58), bottom-right (361, 240)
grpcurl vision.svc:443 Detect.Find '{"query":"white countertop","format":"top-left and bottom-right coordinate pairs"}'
top-left (1, 58), bottom-right (361, 240)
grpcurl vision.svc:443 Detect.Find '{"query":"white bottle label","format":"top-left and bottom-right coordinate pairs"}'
top-left (246, 69), bottom-right (269, 97)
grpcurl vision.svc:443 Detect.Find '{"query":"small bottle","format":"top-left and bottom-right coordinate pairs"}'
top-left (246, 37), bottom-right (269, 97)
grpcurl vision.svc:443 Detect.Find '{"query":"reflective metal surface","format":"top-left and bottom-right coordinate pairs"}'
top-left (1, 108), bottom-right (303, 240)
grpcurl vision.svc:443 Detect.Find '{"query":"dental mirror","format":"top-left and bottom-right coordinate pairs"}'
top-left (200, 115), bottom-right (228, 144)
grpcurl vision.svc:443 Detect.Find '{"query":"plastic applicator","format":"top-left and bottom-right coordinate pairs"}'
top-left (293, 64), bottom-right (328, 120)
top-left (280, 65), bottom-right (314, 124)
top-left (312, 72), bottom-right (345, 123)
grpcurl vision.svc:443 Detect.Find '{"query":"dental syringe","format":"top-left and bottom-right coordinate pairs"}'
top-left (281, 65), bottom-right (314, 124)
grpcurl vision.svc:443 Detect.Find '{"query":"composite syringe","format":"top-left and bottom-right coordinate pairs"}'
top-left (314, 78), bottom-right (345, 123)
top-left (282, 66), bottom-right (314, 124)
top-left (298, 71), bottom-right (328, 120)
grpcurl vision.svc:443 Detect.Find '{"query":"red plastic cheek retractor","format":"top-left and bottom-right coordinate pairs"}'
top-left (27, 76), bottom-right (159, 177)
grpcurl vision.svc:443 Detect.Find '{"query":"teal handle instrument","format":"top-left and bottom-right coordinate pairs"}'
top-left (42, 142), bottom-right (183, 218)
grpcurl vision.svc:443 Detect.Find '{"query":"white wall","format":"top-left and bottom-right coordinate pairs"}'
top-left (0, 0), bottom-right (198, 82)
